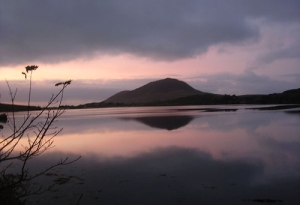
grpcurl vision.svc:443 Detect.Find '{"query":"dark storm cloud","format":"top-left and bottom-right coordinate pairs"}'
top-left (1, 0), bottom-right (299, 66)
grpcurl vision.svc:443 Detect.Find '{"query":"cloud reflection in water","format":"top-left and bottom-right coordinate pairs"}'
top-left (5, 106), bottom-right (300, 204)
top-left (27, 146), bottom-right (300, 205)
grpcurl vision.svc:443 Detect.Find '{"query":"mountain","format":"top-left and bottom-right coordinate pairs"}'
top-left (77, 78), bottom-right (300, 108)
top-left (2, 79), bottom-right (299, 112)
top-left (103, 78), bottom-right (207, 104)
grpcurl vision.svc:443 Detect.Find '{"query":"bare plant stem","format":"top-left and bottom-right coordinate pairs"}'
top-left (1, 77), bottom-right (79, 201)
top-left (27, 71), bottom-right (33, 116)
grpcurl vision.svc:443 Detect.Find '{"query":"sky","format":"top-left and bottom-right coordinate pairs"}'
top-left (0, 0), bottom-right (300, 105)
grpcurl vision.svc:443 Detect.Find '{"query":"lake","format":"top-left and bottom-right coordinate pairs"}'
top-left (3, 105), bottom-right (300, 204)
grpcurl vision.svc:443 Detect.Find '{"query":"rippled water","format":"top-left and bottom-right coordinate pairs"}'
top-left (2, 105), bottom-right (300, 204)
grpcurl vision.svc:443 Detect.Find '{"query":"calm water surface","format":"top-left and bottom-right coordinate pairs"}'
top-left (5, 105), bottom-right (300, 204)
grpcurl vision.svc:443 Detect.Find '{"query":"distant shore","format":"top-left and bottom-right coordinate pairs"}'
top-left (1, 102), bottom-right (300, 113)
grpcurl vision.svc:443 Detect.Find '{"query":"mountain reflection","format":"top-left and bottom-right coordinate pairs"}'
top-left (27, 147), bottom-right (300, 205)
top-left (121, 115), bottom-right (195, 130)
top-left (8, 106), bottom-right (300, 205)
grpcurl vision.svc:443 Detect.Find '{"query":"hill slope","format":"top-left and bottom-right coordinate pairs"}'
top-left (103, 78), bottom-right (206, 104)
top-left (78, 79), bottom-right (299, 108)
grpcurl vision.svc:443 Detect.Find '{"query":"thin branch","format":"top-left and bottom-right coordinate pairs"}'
top-left (1, 76), bottom-right (78, 202)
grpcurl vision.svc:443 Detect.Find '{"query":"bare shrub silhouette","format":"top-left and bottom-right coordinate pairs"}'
top-left (0, 65), bottom-right (80, 204)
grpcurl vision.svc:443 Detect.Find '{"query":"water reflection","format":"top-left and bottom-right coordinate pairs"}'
top-left (2, 106), bottom-right (300, 204)
top-left (120, 115), bottom-right (195, 130)
top-left (28, 147), bottom-right (300, 205)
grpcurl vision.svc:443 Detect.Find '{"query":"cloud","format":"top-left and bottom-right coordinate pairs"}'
top-left (254, 22), bottom-right (300, 64)
top-left (0, 78), bottom-right (155, 105)
top-left (188, 70), bottom-right (300, 95)
top-left (1, 0), bottom-right (299, 66)
top-left (258, 39), bottom-right (300, 64)
top-left (0, 79), bottom-right (119, 105)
